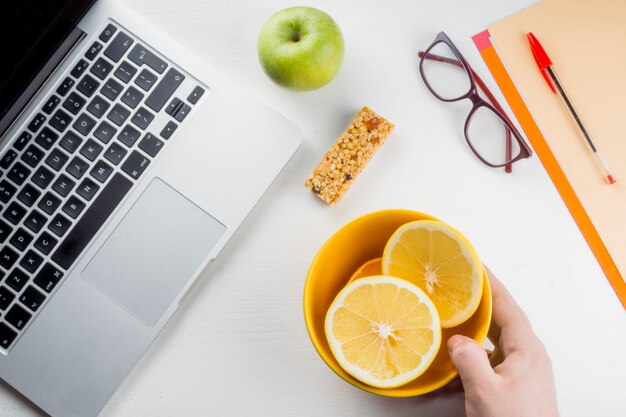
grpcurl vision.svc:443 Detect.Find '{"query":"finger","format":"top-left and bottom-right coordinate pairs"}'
top-left (448, 335), bottom-right (494, 389)
top-left (484, 266), bottom-right (538, 355)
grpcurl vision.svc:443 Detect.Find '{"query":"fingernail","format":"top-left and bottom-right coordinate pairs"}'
top-left (448, 335), bottom-right (468, 350)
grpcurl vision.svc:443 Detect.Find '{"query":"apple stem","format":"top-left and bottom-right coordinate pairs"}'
top-left (291, 32), bottom-right (301, 42)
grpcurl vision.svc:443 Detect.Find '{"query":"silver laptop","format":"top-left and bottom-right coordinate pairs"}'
top-left (0, 0), bottom-right (300, 415)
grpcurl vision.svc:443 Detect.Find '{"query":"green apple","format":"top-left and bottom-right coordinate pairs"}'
top-left (258, 7), bottom-right (344, 91)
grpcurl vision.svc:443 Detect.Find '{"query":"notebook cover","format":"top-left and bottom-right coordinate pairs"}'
top-left (471, 0), bottom-right (626, 309)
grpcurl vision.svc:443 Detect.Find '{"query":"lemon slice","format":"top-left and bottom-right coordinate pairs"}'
top-left (382, 220), bottom-right (483, 328)
top-left (348, 257), bottom-right (382, 283)
top-left (325, 276), bottom-right (441, 388)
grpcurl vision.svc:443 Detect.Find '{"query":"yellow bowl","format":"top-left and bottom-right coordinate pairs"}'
top-left (303, 209), bottom-right (492, 396)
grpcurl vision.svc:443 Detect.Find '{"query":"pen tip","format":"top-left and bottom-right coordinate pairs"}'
top-left (608, 175), bottom-right (617, 184)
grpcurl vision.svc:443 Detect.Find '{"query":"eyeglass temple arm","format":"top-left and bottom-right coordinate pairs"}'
top-left (418, 51), bottom-right (526, 172)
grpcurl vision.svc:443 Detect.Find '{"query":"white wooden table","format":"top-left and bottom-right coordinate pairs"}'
top-left (1, 0), bottom-right (624, 416)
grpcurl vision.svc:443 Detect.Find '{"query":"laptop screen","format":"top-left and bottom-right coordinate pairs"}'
top-left (0, 0), bottom-right (96, 137)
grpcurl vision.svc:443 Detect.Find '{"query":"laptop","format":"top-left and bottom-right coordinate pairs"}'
top-left (0, 0), bottom-right (300, 415)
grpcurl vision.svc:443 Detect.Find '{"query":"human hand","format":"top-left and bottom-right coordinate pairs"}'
top-left (447, 267), bottom-right (559, 417)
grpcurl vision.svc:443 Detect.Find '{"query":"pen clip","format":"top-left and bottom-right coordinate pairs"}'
top-left (539, 68), bottom-right (557, 94)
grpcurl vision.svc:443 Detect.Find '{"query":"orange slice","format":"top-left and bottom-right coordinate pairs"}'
top-left (348, 258), bottom-right (382, 283)
top-left (325, 276), bottom-right (441, 388)
top-left (382, 220), bottom-right (483, 328)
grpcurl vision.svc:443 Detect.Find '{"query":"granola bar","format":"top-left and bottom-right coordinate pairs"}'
top-left (305, 106), bottom-right (394, 205)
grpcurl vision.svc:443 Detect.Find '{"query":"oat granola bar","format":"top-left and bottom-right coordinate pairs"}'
top-left (305, 106), bottom-right (394, 205)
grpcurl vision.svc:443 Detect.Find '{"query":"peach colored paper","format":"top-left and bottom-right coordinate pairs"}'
top-left (488, 0), bottom-right (626, 288)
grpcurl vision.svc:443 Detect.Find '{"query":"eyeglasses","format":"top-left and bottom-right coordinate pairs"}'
top-left (418, 32), bottom-right (532, 171)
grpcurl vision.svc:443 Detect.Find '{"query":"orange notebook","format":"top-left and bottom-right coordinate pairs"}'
top-left (472, 0), bottom-right (626, 308)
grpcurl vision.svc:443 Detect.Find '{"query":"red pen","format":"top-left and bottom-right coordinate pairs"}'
top-left (527, 32), bottom-right (616, 185)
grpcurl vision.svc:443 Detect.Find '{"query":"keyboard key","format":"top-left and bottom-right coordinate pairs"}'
top-left (42, 95), bottom-right (61, 114)
top-left (49, 109), bottom-right (73, 133)
top-left (13, 132), bottom-right (32, 151)
top-left (121, 85), bottom-right (144, 109)
top-left (128, 44), bottom-right (167, 74)
top-left (104, 32), bottom-right (133, 62)
top-left (93, 121), bottom-right (117, 144)
top-left (9, 228), bottom-right (33, 252)
top-left (62, 195), bottom-right (86, 219)
top-left (114, 61), bottom-right (138, 84)
top-left (131, 107), bottom-right (155, 130)
top-left (117, 124), bottom-right (140, 147)
top-left (21, 145), bottom-right (45, 168)
top-left (187, 86), bottom-right (205, 104)
top-left (34, 263), bottom-right (64, 293)
top-left (90, 57), bottom-right (114, 80)
top-left (32, 166), bottom-right (55, 189)
top-left (5, 303), bottom-right (32, 330)
top-left (48, 214), bottom-right (72, 237)
top-left (56, 77), bottom-right (75, 97)
top-left (121, 150), bottom-right (150, 180)
top-left (3, 202), bottom-right (27, 225)
top-left (165, 97), bottom-right (182, 115)
top-left (66, 156), bottom-right (89, 179)
top-left (0, 150), bottom-right (17, 169)
top-left (24, 210), bottom-right (47, 234)
top-left (0, 219), bottom-right (13, 243)
top-left (38, 192), bottom-right (61, 215)
top-left (20, 250), bottom-right (44, 274)
top-left (27, 113), bottom-right (46, 133)
top-left (51, 174), bottom-right (76, 197)
top-left (0, 247), bottom-right (19, 269)
top-left (104, 142), bottom-right (127, 165)
top-left (99, 23), bottom-right (117, 43)
top-left (34, 231), bottom-right (59, 256)
top-left (52, 173), bottom-right (132, 270)
top-left (145, 68), bottom-right (185, 112)
top-left (7, 163), bottom-right (31, 186)
top-left (89, 160), bottom-right (113, 184)
top-left (5, 268), bottom-right (29, 292)
top-left (86, 95), bottom-right (110, 118)
top-left (76, 74), bottom-right (100, 98)
top-left (59, 131), bottom-right (83, 154)
top-left (101, 78), bottom-right (123, 100)
top-left (16, 184), bottom-right (41, 207)
top-left (63, 92), bottom-right (86, 115)
top-left (76, 178), bottom-right (100, 201)
top-left (71, 59), bottom-right (89, 78)
top-left (0, 180), bottom-right (16, 203)
top-left (0, 287), bottom-right (15, 311)
top-left (173, 103), bottom-right (191, 122)
top-left (138, 133), bottom-right (164, 157)
top-left (85, 41), bottom-right (103, 61)
top-left (79, 139), bottom-right (104, 161)
top-left (35, 127), bottom-right (60, 149)
top-left (134, 68), bottom-right (158, 91)
top-left (107, 103), bottom-right (131, 126)
top-left (73, 113), bottom-right (96, 136)
top-left (0, 322), bottom-right (18, 349)
top-left (19, 286), bottom-right (46, 312)
top-left (45, 148), bottom-right (69, 171)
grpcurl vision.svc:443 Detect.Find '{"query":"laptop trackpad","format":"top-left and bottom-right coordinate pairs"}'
top-left (82, 178), bottom-right (226, 326)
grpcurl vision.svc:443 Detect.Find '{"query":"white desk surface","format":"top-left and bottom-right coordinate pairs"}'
top-left (2, 0), bottom-right (625, 416)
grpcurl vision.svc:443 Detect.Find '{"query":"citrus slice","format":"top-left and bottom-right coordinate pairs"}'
top-left (325, 276), bottom-right (441, 388)
top-left (348, 257), bottom-right (382, 283)
top-left (382, 220), bottom-right (483, 328)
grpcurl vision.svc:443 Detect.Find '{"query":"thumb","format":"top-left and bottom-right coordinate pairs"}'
top-left (448, 335), bottom-right (494, 389)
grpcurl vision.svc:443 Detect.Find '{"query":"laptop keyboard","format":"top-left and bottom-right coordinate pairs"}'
top-left (0, 22), bottom-right (206, 351)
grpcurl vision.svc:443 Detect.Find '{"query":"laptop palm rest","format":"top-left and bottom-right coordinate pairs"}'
top-left (82, 177), bottom-right (225, 326)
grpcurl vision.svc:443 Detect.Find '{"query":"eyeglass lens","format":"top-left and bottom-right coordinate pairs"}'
top-left (467, 106), bottom-right (520, 166)
top-left (421, 42), bottom-right (472, 101)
